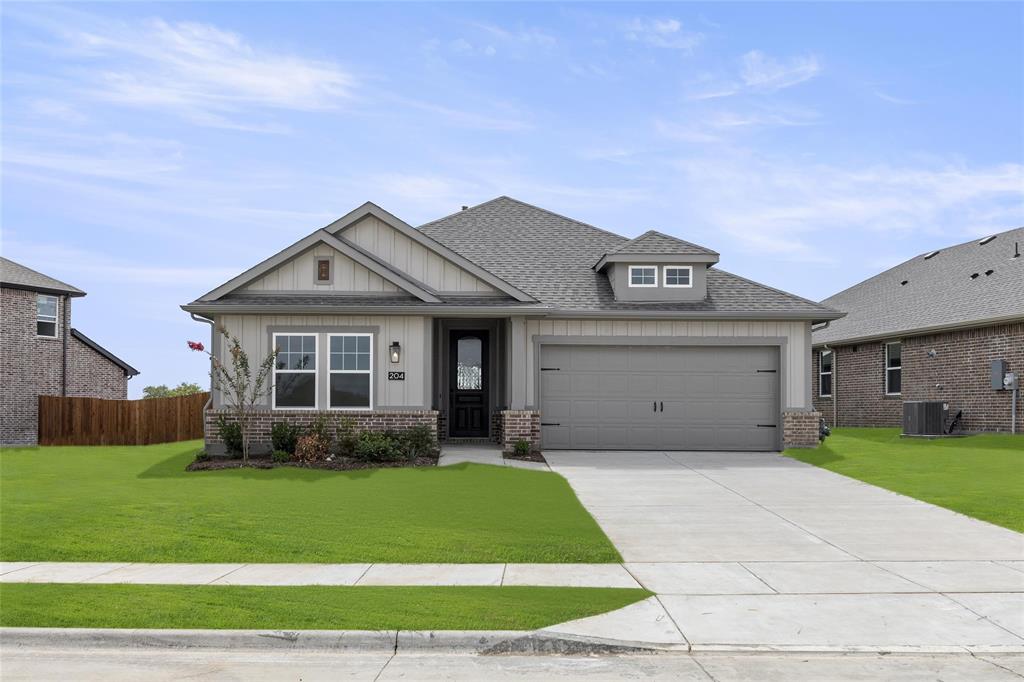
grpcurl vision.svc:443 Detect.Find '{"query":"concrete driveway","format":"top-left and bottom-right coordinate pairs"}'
top-left (544, 450), bottom-right (1024, 652)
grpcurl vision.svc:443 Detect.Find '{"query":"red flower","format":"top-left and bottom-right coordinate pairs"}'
top-left (187, 341), bottom-right (205, 352)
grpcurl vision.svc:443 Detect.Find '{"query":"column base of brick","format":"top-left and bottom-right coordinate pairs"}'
top-left (783, 410), bottom-right (821, 449)
top-left (500, 410), bottom-right (541, 455)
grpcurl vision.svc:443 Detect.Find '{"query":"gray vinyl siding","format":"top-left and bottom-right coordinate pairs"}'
top-left (244, 244), bottom-right (400, 293)
top-left (341, 215), bottom-right (497, 293)
top-left (214, 314), bottom-right (429, 409)
top-left (514, 318), bottom-right (812, 411)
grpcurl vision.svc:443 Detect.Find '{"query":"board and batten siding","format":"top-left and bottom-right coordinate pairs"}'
top-left (516, 318), bottom-right (813, 411)
top-left (214, 314), bottom-right (429, 409)
top-left (340, 216), bottom-right (496, 293)
top-left (243, 244), bottom-right (400, 293)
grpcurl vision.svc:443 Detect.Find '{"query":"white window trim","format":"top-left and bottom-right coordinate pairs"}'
top-left (36, 294), bottom-right (59, 339)
top-left (819, 349), bottom-right (833, 398)
top-left (327, 333), bottom-right (374, 411)
top-left (663, 265), bottom-right (693, 288)
top-left (628, 265), bottom-right (658, 288)
top-left (272, 333), bottom-right (319, 410)
top-left (885, 341), bottom-right (902, 396)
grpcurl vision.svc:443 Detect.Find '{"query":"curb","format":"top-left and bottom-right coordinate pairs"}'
top-left (2, 628), bottom-right (1022, 656)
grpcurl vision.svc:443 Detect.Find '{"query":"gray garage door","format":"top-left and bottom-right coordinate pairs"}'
top-left (540, 345), bottom-right (780, 451)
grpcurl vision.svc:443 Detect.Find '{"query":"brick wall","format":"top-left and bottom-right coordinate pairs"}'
top-left (783, 410), bottom-right (821, 448)
top-left (204, 409), bottom-right (439, 456)
top-left (499, 410), bottom-right (541, 454)
top-left (67, 334), bottom-right (128, 400)
top-left (1, 288), bottom-right (69, 446)
top-left (812, 322), bottom-right (1024, 432)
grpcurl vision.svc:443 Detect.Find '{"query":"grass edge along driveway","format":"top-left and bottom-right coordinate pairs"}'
top-left (0, 440), bottom-right (620, 563)
top-left (0, 584), bottom-right (650, 631)
top-left (785, 428), bottom-right (1024, 532)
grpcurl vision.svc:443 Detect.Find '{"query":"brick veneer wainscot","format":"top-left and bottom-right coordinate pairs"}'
top-left (204, 409), bottom-right (439, 456)
top-left (499, 410), bottom-right (541, 454)
top-left (813, 322), bottom-right (1024, 432)
top-left (782, 410), bottom-right (821, 448)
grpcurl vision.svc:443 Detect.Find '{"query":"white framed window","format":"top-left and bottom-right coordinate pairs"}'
top-left (819, 350), bottom-right (833, 397)
top-left (885, 341), bottom-right (902, 395)
top-left (272, 334), bottom-right (318, 409)
top-left (663, 266), bottom-right (693, 288)
top-left (628, 265), bottom-right (657, 287)
top-left (328, 333), bottom-right (373, 410)
top-left (36, 294), bottom-right (58, 338)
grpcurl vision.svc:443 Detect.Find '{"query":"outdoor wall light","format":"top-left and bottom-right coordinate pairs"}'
top-left (390, 341), bottom-right (401, 363)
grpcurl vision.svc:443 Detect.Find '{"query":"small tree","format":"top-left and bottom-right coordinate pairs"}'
top-left (188, 328), bottom-right (277, 463)
top-left (143, 382), bottom-right (203, 399)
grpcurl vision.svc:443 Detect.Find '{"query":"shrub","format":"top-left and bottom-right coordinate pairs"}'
top-left (354, 430), bottom-right (404, 462)
top-left (513, 439), bottom-right (532, 457)
top-left (271, 449), bottom-right (292, 464)
top-left (399, 425), bottom-right (439, 460)
top-left (307, 415), bottom-right (333, 444)
top-left (270, 421), bottom-right (302, 454)
top-left (294, 434), bottom-right (330, 464)
top-left (194, 451), bottom-right (210, 463)
top-left (335, 416), bottom-right (359, 457)
top-left (215, 415), bottom-right (243, 456)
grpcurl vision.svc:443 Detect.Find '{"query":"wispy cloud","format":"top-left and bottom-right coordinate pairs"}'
top-left (623, 17), bottom-right (703, 52)
top-left (874, 89), bottom-right (916, 105)
top-left (686, 50), bottom-right (821, 100)
top-left (10, 8), bottom-right (356, 131)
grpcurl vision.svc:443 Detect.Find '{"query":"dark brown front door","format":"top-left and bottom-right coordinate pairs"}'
top-left (449, 330), bottom-right (489, 438)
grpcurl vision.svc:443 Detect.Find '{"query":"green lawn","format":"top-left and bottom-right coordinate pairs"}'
top-left (0, 584), bottom-right (648, 630)
top-left (0, 440), bottom-right (619, 563)
top-left (785, 428), bottom-right (1024, 532)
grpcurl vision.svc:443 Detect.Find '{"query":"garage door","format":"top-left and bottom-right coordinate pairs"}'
top-left (540, 345), bottom-right (780, 451)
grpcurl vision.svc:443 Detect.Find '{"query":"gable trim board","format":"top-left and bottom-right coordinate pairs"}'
top-left (325, 202), bottom-right (536, 302)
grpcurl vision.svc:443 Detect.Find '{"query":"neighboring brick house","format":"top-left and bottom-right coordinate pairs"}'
top-left (1, 257), bottom-right (139, 446)
top-left (812, 228), bottom-right (1024, 433)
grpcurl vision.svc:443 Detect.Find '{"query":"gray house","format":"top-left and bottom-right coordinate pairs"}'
top-left (183, 197), bottom-right (842, 454)
top-left (812, 227), bottom-right (1024, 433)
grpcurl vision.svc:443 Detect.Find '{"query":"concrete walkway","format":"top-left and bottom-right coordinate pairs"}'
top-left (0, 561), bottom-right (639, 588)
top-left (543, 450), bottom-right (1024, 653)
top-left (438, 444), bottom-right (550, 471)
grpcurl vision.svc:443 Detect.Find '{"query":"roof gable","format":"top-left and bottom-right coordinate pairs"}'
top-left (1, 257), bottom-right (85, 297)
top-left (814, 226), bottom-right (1024, 345)
top-left (243, 242), bottom-right (403, 294)
top-left (198, 230), bottom-right (441, 303)
top-left (606, 230), bottom-right (718, 257)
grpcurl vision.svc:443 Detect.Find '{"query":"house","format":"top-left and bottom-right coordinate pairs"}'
top-left (812, 227), bottom-right (1024, 433)
top-left (182, 197), bottom-right (842, 454)
top-left (1, 257), bottom-right (140, 446)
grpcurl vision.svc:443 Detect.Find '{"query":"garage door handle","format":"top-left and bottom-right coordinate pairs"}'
top-left (653, 401), bottom-right (657, 412)
top-left (541, 422), bottom-right (560, 426)
top-left (660, 401), bottom-right (664, 412)
top-left (756, 424), bottom-right (778, 428)
top-left (756, 369), bottom-right (777, 373)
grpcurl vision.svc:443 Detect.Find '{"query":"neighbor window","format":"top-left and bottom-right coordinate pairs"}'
top-left (315, 257), bottom-right (331, 284)
top-left (819, 350), bottom-right (833, 397)
top-left (329, 334), bottom-right (372, 409)
top-left (273, 334), bottom-right (317, 409)
top-left (36, 295), bottom-right (58, 338)
top-left (885, 342), bottom-right (902, 395)
top-left (663, 266), bottom-right (692, 288)
top-left (629, 266), bottom-right (657, 287)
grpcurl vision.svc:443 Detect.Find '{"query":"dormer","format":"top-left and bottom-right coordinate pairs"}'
top-left (594, 230), bottom-right (720, 302)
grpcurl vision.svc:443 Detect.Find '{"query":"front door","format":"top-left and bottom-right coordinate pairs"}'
top-left (449, 330), bottom-right (489, 437)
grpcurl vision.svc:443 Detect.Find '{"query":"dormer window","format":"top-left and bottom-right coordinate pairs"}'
top-left (628, 266), bottom-right (657, 287)
top-left (664, 266), bottom-right (692, 288)
top-left (315, 257), bottom-right (332, 284)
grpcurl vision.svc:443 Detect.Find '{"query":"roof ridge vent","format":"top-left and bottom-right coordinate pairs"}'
top-left (979, 235), bottom-right (997, 245)
top-left (923, 250), bottom-right (940, 260)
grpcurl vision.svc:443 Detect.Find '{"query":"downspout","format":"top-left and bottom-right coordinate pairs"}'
top-left (190, 314), bottom-right (215, 438)
top-left (61, 294), bottom-right (70, 396)
top-left (812, 321), bottom-right (837, 429)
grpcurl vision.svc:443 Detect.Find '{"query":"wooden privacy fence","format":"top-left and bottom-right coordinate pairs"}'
top-left (38, 392), bottom-right (209, 446)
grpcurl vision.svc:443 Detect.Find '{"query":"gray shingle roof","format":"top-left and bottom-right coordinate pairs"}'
top-left (0, 257), bottom-right (85, 296)
top-left (419, 196), bottom-right (837, 318)
top-left (605, 230), bottom-right (718, 257)
top-left (813, 227), bottom-right (1024, 345)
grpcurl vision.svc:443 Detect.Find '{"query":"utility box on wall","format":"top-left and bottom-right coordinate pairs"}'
top-left (991, 359), bottom-right (1008, 390)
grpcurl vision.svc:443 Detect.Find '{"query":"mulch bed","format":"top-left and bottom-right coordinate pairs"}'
top-left (187, 455), bottom-right (439, 472)
top-left (503, 451), bottom-right (547, 463)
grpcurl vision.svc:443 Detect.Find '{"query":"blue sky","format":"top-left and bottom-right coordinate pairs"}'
top-left (3, 2), bottom-right (1022, 396)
